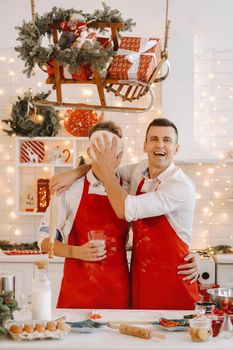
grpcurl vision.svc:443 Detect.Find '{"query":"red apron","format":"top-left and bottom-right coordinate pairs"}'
top-left (131, 179), bottom-right (199, 310)
top-left (57, 176), bottom-right (130, 309)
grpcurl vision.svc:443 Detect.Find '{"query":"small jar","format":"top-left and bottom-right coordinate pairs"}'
top-left (189, 317), bottom-right (212, 342)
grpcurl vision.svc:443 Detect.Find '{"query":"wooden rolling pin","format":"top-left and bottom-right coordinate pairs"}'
top-left (109, 323), bottom-right (166, 340)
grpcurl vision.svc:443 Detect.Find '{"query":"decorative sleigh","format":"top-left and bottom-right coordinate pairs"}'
top-left (22, 1), bottom-right (171, 113)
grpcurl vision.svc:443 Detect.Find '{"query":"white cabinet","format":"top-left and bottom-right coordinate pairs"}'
top-left (0, 262), bottom-right (33, 301)
top-left (215, 254), bottom-right (233, 287)
top-left (0, 257), bottom-right (64, 308)
top-left (15, 136), bottom-right (88, 216)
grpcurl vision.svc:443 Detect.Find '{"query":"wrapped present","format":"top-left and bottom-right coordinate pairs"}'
top-left (63, 34), bottom-right (112, 81)
top-left (108, 36), bottom-right (161, 83)
top-left (46, 34), bottom-right (112, 81)
top-left (63, 31), bottom-right (97, 80)
top-left (60, 19), bottom-right (87, 36)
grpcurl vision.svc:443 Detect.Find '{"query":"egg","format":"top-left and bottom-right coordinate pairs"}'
top-left (46, 321), bottom-right (57, 332)
top-left (56, 321), bottom-right (67, 331)
top-left (34, 323), bottom-right (46, 332)
top-left (23, 324), bottom-right (34, 333)
top-left (9, 325), bottom-right (23, 334)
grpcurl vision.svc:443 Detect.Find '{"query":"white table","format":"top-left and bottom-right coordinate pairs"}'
top-left (0, 309), bottom-right (231, 350)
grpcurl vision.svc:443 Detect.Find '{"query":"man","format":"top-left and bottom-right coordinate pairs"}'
top-left (90, 118), bottom-right (199, 309)
top-left (50, 118), bottom-right (199, 309)
top-left (38, 121), bottom-right (130, 309)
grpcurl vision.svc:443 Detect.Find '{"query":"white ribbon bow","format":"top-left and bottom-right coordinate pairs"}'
top-left (117, 38), bottom-right (158, 80)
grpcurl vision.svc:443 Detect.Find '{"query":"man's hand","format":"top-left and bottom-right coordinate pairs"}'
top-left (90, 135), bottom-right (123, 180)
top-left (76, 241), bottom-right (107, 261)
top-left (177, 252), bottom-right (200, 284)
top-left (50, 165), bottom-right (91, 194)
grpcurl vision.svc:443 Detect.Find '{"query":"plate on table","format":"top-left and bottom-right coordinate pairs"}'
top-left (6, 320), bottom-right (70, 340)
top-left (67, 319), bottom-right (106, 333)
top-left (155, 318), bottom-right (189, 332)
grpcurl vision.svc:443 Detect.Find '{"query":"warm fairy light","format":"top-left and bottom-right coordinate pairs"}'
top-left (214, 191), bottom-right (220, 198)
top-left (37, 115), bottom-right (44, 123)
top-left (37, 82), bottom-right (42, 87)
top-left (43, 167), bottom-right (49, 172)
top-left (127, 148), bottom-right (133, 153)
top-left (9, 70), bottom-right (15, 76)
top-left (196, 193), bottom-right (202, 200)
top-left (208, 73), bottom-right (215, 79)
top-left (207, 167), bottom-right (214, 174)
top-left (6, 198), bottom-right (14, 205)
top-left (14, 230), bottom-right (21, 236)
top-left (7, 166), bottom-right (15, 173)
top-left (195, 171), bottom-right (201, 176)
top-left (10, 211), bottom-right (17, 219)
top-left (203, 207), bottom-right (210, 213)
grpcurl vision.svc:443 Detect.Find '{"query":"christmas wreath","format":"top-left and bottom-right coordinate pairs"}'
top-left (15, 3), bottom-right (135, 77)
top-left (2, 91), bottom-right (60, 137)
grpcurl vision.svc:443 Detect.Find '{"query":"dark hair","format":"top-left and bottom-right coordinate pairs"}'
top-left (145, 118), bottom-right (179, 143)
top-left (89, 121), bottom-right (122, 138)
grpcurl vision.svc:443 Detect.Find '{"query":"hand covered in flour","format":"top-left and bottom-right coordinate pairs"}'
top-left (89, 133), bottom-right (123, 180)
top-left (76, 241), bottom-right (107, 262)
top-left (177, 252), bottom-right (200, 284)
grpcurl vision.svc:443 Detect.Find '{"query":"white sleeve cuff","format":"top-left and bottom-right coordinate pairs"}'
top-left (125, 195), bottom-right (140, 222)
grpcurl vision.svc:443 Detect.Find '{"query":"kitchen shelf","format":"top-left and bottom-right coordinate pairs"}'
top-left (18, 163), bottom-right (74, 167)
top-left (15, 136), bottom-right (89, 216)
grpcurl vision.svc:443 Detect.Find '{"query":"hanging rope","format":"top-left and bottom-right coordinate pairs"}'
top-left (30, 0), bottom-right (36, 24)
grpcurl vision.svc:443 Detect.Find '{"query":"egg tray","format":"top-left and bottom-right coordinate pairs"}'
top-left (6, 320), bottom-right (70, 341)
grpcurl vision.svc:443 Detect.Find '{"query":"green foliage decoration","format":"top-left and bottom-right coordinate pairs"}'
top-left (0, 291), bottom-right (19, 335)
top-left (2, 91), bottom-right (60, 137)
top-left (15, 3), bottom-right (136, 77)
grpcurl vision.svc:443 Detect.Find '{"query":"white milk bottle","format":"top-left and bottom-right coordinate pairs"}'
top-left (32, 260), bottom-right (52, 320)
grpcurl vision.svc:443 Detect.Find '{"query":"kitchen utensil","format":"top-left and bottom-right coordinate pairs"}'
top-left (0, 272), bottom-right (15, 295)
top-left (108, 323), bottom-right (165, 339)
top-left (208, 288), bottom-right (233, 303)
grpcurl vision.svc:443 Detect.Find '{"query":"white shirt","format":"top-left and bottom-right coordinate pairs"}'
top-left (118, 160), bottom-right (196, 247)
top-left (37, 170), bottom-right (128, 248)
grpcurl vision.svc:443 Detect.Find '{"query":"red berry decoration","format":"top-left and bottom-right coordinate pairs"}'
top-left (64, 109), bottom-right (104, 136)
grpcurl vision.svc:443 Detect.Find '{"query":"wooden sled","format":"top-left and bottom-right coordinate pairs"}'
top-left (32, 3), bottom-right (170, 113)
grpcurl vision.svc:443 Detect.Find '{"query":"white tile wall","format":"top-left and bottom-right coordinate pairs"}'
top-left (0, 47), bottom-right (233, 250)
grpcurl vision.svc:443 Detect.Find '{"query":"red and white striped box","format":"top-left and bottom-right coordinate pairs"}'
top-left (108, 36), bottom-right (161, 83)
top-left (20, 141), bottom-right (45, 163)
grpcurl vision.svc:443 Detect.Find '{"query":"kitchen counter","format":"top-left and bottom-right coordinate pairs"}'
top-left (0, 309), bottom-right (231, 350)
top-left (0, 252), bottom-right (64, 263)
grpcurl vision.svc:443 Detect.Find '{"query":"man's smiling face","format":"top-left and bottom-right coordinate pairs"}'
top-left (143, 126), bottom-right (179, 172)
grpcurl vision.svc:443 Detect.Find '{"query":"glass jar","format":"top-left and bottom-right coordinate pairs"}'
top-left (32, 261), bottom-right (51, 320)
top-left (219, 314), bottom-right (233, 339)
top-left (189, 317), bottom-right (212, 342)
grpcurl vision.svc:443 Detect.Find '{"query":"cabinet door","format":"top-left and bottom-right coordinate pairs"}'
top-left (48, 262), bottom-right (64, 308)
top-left (0, 263), bottom-right (33, 301)
top-left (217, 264), bottom-right (233, 287)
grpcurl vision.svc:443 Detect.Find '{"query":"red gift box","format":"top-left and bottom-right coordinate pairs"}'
top-left (45, 34), bottom-right (112, 81)
top-left (63, 31), bottom-right (97, 80)
top-left (108, 36), bottom-right (161, 83)
top-left (60, 20), bottom-right (87, 36)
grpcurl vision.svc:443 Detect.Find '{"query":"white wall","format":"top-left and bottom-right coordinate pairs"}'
top-left (0, 0), bottom-right (233, 248)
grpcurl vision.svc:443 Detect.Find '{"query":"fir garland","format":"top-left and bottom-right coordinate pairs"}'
top-left (0, 291), bottom-right (19, 335)
top-left (15, 3), bottom-right (136, 77)
top-left (2, 91), bottom-right (60, 137)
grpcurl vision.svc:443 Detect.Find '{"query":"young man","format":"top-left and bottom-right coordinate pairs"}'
top-left (38, 121), bottom-right (130, 309)
top-left (90, 118), bottom-right (199, 309)
top-left (51, 119), bottom-right (198, 309)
